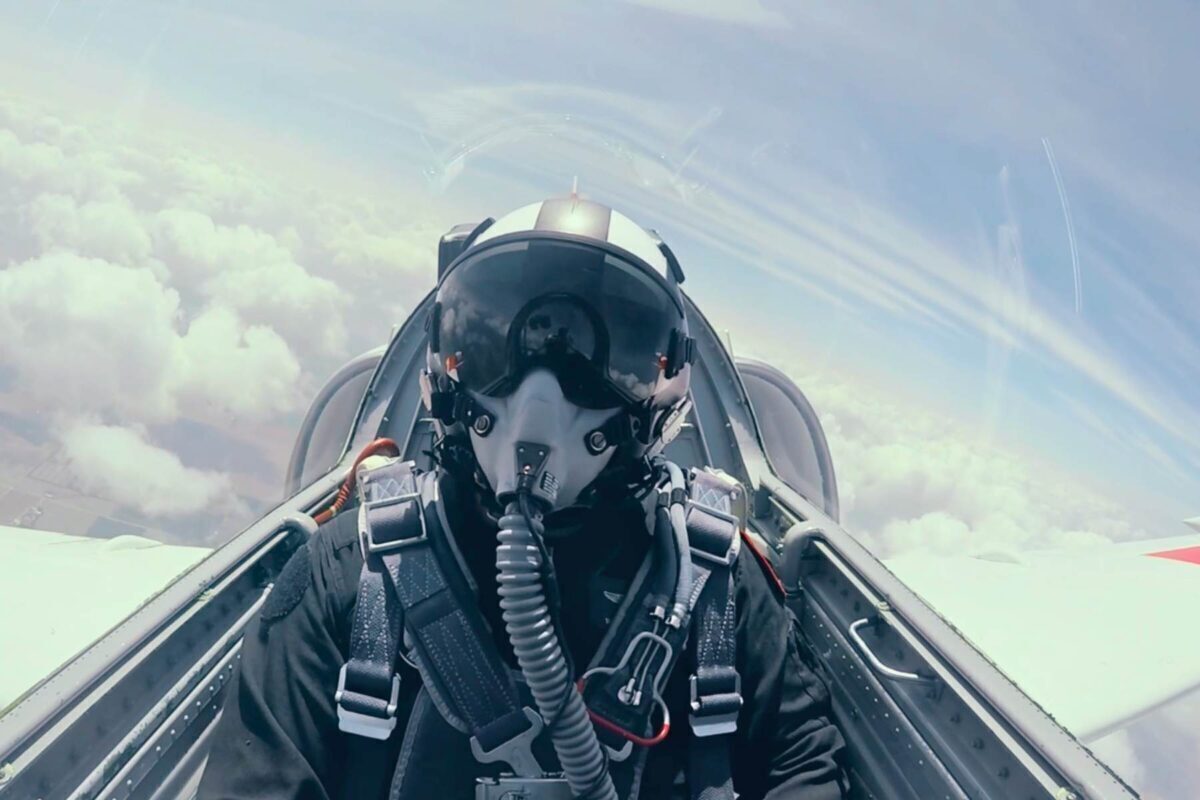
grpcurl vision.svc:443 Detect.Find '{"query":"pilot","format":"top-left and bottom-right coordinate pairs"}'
top-left (198, 198), bottom-right (847, 800)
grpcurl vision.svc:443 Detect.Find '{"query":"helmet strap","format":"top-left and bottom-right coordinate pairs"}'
top-left (663, 330), bottom-right (696, 379)
top-left (422, 370), bottom-right (492, 431)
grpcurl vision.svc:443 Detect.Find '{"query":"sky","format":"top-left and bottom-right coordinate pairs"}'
top-left (0, 1), bottom-right (1197, 795)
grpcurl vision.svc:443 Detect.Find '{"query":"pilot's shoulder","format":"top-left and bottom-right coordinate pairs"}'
top-left (261, 510), bottom-right (361, 624)
top-left (322, 504), bottom-right (363, 556)
top-left (686, 467), bottom-right (784, 601)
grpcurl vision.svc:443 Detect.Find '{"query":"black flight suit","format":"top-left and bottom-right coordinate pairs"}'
top-left (198, 470), bottom-right (847, 799)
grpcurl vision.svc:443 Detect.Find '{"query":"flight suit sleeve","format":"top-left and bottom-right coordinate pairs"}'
top-left (733, 538), bottom-right (849, 800)
top-left (197, 515), bottom-right (358, 800)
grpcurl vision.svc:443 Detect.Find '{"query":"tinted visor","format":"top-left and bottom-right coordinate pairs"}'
top-left (435, 239), bottom-right (681, 408)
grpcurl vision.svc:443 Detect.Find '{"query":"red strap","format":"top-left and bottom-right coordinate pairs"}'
top-left (739, 530), bottom-right (786, 599)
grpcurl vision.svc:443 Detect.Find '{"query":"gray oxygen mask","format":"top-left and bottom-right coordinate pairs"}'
top-left (468, 369), bottom-right (621, 511)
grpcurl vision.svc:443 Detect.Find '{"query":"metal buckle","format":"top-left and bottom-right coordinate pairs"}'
top-left (335, 664), bottom-right (401, 740)
top-left (580, 630), bottom-right (675, 706)
top-left (689, 672), bottom-right (742, 737)
top-left (469, 707), bottom-right (545, 778)
top-left (684, 501), bottom-right (740, 566)
top-left (474, 776), bottom-right (574, 800)
top-left (360, 492), bottom-right (427, 555)
top-left (604, 737), bottom-right (634, 763)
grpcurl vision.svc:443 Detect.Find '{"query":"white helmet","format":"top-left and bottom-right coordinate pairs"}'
top-left (422, 197), bottom-right (694, 510)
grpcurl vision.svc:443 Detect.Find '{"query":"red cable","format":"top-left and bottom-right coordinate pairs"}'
top-left (312, 438), bottom-right (400, 524)
top-left (588, 707), bottom-right (671, 748)
top-left (576, 678), bottom-right (671, 748)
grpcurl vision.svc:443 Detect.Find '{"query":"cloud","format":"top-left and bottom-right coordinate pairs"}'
top-left (59, 421), bottom-right (236, 517)
top-left (753, 360), bottom-right (1149, 558)
top-left (0, 91), bottom-right (449, 539)
top-left (1087, 689), bottom-right (1200, 799)
top-left (152, 208), bottom-right (348, 357)
top-left (1086, 731), bottom-right (1146, 796)
top-left (29, 193), bottom-right (154, 267)
top-left (0, 251), bottom-right (302, 425)
top-left (0, 252), bottom-right (182, 422)
top-left (173, 307), bottom-right (302, 420)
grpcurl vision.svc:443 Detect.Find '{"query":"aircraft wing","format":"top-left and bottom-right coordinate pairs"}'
top-left (0, 525), bottom-right (210, 713)
top-left (883, 527), bottom-right (1200, 743)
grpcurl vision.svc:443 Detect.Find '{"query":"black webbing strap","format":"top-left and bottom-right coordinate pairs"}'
top-left (337, 461), bottom-right (539, 776)
top-left (337, 554), bottom-right (404, 737)
top-left (581, 550), bottom-right (683, 742)
top-left (684, 470), bottom-right (742, 800)
top-left (581, 467), bottom-right (743, 782)
top-left (376, 466), bottom-right (543, 776)
top-left (335, 461), bottom-right (419, 740)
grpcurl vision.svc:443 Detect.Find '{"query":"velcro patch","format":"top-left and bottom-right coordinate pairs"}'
top-left (262, 543), bottom-right (311, 623)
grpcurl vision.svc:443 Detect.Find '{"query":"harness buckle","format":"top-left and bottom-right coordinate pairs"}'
top-left (689, 668), bottom-right (742, 738)
top-left (474, 775), bottom-right (573, 800)
top-left (684, 500), bottom-right (740, 566)
top-left (470, 707), bottom-right (545, 778)
top-left (360, 492), bottom-right (427, 554)
top-left (335, 664), bottom-right (401, 740)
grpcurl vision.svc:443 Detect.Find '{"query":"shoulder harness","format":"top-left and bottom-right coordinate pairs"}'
top-left (336, 458), bottom-right (745, 800)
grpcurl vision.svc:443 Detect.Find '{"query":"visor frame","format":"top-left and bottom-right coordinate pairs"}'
top-left (433, 231), bottom-right (689, 410)
top-left (437, 229), bottom-right (686, 317)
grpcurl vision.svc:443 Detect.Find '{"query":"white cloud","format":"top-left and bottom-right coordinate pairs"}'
top-left (151, 208), bottom-right (348, 357)
top-left (29, 193), bottom-right (155, 268)
top-left (0, 252), bottom-right (182, 422)
top-left (0, 251), bottom-right (305, 426)
top-left (1087, 731), bottom-right (1146, 796)
top-left (1086, 688), bottom-right (1200, 799)
top-left (60, 422), bottom-right (235, 517)
top-left (0, 92), bottom-right (451, 535)
top-left (172, 307), bottom-right (301, 420)
top-left (753, 359), bottom-right (1148, 558)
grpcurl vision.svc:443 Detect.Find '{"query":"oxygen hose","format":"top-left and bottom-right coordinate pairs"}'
top-left (663, 460), bottom-right (693, 623)
top-left (497, 495), bottom-right (618, 800)
top-left (652, 504), bottom-right (678, 614)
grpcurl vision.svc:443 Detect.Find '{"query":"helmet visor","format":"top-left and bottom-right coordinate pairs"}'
top-left (435, 239), bottom-right (681, 409)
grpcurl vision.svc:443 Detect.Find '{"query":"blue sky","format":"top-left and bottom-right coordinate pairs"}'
top-left (1, 1), bottom-right (1198, 795)
top-left (0, 0), bottom-right (1196, 533)
top-left (95, 1), bottom-right (1200, 509)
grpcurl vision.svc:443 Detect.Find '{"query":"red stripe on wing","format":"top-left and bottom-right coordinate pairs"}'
top-left (1147, 545), bottom-right (1200, 566)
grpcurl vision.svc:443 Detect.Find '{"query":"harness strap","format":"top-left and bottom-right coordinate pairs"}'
top-left (334, 462), bottom-right (419, 740)
top-left (338, 461), bottom-right (540, 776)
top-left (340, 458), bottom-right (745, 799)
top-left (684, 469), bottom-right (742, 800)
top-left (336, 540), bottom-right (404, 738)
top-left (581, 466), bottom-right (743, 798)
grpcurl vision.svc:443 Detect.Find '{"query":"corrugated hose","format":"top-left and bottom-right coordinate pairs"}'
top-left (497, 496), bottom-right (618, 800)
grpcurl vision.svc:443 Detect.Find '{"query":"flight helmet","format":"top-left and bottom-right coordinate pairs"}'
top-left (421, 196), bottom-right (695, 511)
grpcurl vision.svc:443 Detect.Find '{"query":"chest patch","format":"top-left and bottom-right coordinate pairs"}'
top-left (261, 543), bottom-right (311, 623)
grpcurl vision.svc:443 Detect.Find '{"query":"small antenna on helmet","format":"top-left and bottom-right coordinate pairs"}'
top-left (570, 176), bottom-right (580, 200)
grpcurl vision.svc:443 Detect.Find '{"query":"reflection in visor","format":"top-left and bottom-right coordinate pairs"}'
top-left (514, 294), bottom-right (615, 407)
top-left (518, 296), bottom-right (599, 362)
